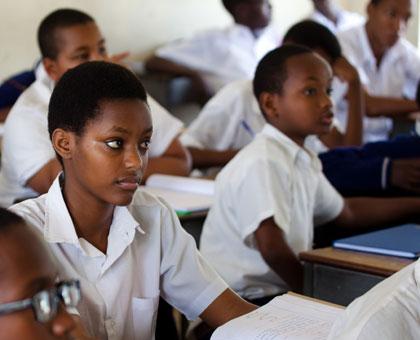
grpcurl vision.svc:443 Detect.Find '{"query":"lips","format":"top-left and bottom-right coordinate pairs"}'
top-left (116, 175), bottom-right (141, 191)
top-left (321, 111), bottom-right (334, 126)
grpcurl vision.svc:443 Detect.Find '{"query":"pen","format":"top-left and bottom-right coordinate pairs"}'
top-left (241, 119), bottom-right (255, 137)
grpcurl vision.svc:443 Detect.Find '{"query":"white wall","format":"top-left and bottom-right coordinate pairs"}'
top-left (0, 0), bottom-right (312, 79)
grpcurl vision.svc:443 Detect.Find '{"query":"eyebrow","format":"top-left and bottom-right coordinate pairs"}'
top-left (108, 125), bottom-right (153, 134)
top-left (72, 39), bottom-right (106, 53)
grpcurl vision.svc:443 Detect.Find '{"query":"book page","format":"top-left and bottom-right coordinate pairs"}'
top-left (211, 294), bottom-right (343, 340)
top-left (146, 174), bottom-right (214, 195)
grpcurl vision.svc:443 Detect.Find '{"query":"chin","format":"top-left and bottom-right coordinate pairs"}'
top-left (113, 191), bottom-right (137, 207)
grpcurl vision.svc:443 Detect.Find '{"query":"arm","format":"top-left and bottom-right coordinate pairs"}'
top-left (145, 56), bottom-right (212, 104)
top-left (0, 107), bottom-right (10, 122)
top-left (254, 217), bottom-right (303, 293)
top-left (188, 147), bottom-right (238, 168)
top-left (365, 93), bottom-right (418, 118)
top-left (25, 158), bottom-right (62, 194)
top-left (199, 288), bottom-right (257, 328)
top-left (332, 197), bottom-right (420, 229)
top-left (143, 137), bottom-right (192, 181)
top-left (320, 57), bottom-right (364, 148)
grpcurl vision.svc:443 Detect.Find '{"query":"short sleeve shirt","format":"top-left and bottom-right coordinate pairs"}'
top-left (328, 259), bottom-right (420, 340)
top-left (10, 176), bottom-right (227, 340)
top-left (200, 124), bottom-right (344, 299)
top-left (338, 24), bottom-right (420, 143)
top-left (156, 24), bottom-right (282, 93)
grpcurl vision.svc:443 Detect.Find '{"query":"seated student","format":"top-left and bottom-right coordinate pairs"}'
top-left (0, 208), bottom-right (90, 339)
top-left (0, 69), bottom-right (36, 122)
top-left (199, 45), bottom-right (420, 305)
top-left (337, 0), bottom-right (420, 143)
top-left (310, 0), bottom-right (365, 33)
top-left (10, 61), bottom-right (256, 339)
top-left (328, 258), bottom-right (420, 339)
top-left (182, 20), bottom-right (420, 196)
top-left (0, 9), bottom-right (190, 208)
top-left (145, 0), bottom-right (281, 101)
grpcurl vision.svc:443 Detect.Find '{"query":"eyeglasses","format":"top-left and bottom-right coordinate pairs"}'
top-left (0, 280), bottom-right (80, 323)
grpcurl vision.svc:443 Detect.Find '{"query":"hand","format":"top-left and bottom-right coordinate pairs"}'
top-left (390, 158), bottom-right (420, 193)
top-left (332, 57), bottom-right (360, 85)
top-left (189, 72), bottom-right (214, 106)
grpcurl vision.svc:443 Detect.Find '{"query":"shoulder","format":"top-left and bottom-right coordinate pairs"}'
top-left (337, 25), bottom-right (361, 48)
top-left (9, 195), bottom-right (48, 232)
top-left (128, 189), bottom-right (176, 221)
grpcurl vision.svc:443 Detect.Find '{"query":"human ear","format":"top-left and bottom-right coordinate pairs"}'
top-left (42, 58), bottom-right (60, 83)
top-left (51, 129), bottom-right (75, 160)
top-left (259, 92), bottom-right (281, 121)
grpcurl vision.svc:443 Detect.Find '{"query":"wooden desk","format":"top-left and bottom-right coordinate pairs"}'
top-left (299, 247), bottom-right (413, 306)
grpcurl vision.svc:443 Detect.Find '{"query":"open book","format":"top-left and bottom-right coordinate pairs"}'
top-left (211, 294), bottom-right (343, 340)
top-left (140, 174), bottom-right (214, 214)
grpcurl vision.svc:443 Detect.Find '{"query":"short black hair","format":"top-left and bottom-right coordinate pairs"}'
top-left (283, 20), bottom-right (342, 62)
top-left (253, 44), bottom-right (313, 102)
top-left (222, 0), bottom-right (248, 13)
top-left (48, 61), bottom-right (148, 143)
top-left (37, 8), bottom-right (94, 59)
top-left (0, 208), bottom-right (24, 235)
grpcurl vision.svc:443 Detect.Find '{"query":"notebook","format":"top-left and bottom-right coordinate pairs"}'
top-left (333, 224), bottom-right (420, 258)
top-left (140, 174), bottom-right (214, 214)
top-left (211, 293), bottom-right (343, 340)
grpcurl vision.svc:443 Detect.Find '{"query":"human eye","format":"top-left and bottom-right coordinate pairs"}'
top-left (304, 87), bottom-right (317, 96)
top-left (105, 139), bottom-right (123, 149)
top-left (139, 139), bottom-right (151, 151)
top-left (99, 45), bottom-right (107, 56)
top-left (387, 9), bottom-right (397, 18)
top-left (326, 87), bottom-right (333, 96)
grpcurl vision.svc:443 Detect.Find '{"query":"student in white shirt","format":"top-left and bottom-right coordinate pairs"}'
top-left (310, 0), bottom-right (365, 33)
top-left (10, 61), bottom-right (256, 339)
top-left (337, 0), bottom-right (420, 143)
top-left (328, 258), bottom-right (420, 339)
top-left (200, 45), bottom-right (420, 304)
top-left (145, 0), bottom-right (280, 102)
top-left (0, 9), bottom-right (191, 208)
top-left (182, 20), bottom-right (420, 196)
top-left (0, 208), bottom-right (91, 340)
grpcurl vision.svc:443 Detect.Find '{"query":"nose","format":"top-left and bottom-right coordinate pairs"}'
top-left (50, 304), bottom-right (76, 337)
top-left (321, 91), bottom-right (333, 110)
top-left (124, 147), bottom-right (143, 171)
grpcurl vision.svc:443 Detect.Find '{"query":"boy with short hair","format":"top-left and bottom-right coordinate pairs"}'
top-left (200, 45), bottom-right (420, 303)
top-left (0, 208), bottom-right (90, 339)
top-left (337, 0), bottom-right (420, 142)
top-left (145, 0), bottom-right (280, 100)
top-left (11, 61), bottom-right (255, 339)
top-left (182, 20), bottom-right (420, 196)
top-left (0, 8), bottom-right (190, 208)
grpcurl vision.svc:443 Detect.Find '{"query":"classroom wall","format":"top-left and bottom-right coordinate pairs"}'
top-left (0, 0), bottom-right (312, 79)
top-left (0, 0), bottom-right (418, 80)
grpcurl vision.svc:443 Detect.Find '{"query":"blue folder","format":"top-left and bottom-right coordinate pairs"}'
top-left (333, 224), bottom-right (420, 259)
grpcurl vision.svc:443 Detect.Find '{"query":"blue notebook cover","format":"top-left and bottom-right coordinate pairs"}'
top-left (333, 224), bottom-right (420, 259)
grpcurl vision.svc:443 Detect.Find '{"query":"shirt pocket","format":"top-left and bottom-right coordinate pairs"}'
top-left (132, 295), bottom-right (160, 340)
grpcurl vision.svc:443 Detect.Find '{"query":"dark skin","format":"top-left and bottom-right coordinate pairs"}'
top-left (0, 223), bottom-right (92, 339)
top-left (312, 0), bottom-right (340, 25)
top-left (254, 52), bottom-right (420, 292)
top-left (52, 98), bottom-right (256, 328)
top-left (363, 0), bottom-right (419, 118)
top-left (145, 0), bottom-right (272, 103)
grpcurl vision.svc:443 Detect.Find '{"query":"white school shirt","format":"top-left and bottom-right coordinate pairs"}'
top-left (156, 24), bottom-right (281, 93)
top-left (10, 176), bottom-right (227, 340)
top-left (310, 9), bottom-right (365, 33)
top-left (338, 24), bottom-right (420, 143)
top-left (0, 64), bottom-right (183, 208)
top-left (181, 79), bottom-right (343, 155)
top-left (328, 259), bottom-right (420, 340)
top-left (199, 124), bottom-right (344, 299)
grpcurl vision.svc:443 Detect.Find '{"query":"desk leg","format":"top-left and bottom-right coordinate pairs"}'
top-left (303, 262), bottom-right (314, 297)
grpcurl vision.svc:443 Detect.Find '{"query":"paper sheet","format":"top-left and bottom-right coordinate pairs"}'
top-left (211, 294), bottom-right (343, 340)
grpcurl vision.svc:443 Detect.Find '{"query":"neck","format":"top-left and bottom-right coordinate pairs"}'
top-left (365, 22), bottom-right (386, 65)
top-left (62, 178), bottom-right (114, 254)
top-left (271, 122), bottom-right (306, 147)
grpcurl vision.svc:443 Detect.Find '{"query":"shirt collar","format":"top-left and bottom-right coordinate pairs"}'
top-left (360, 25), bottom-right (405, 68)
top-left (44, 174), bottom-right (144, 248)
top-left (260, 124), bottom-right (321, 169)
